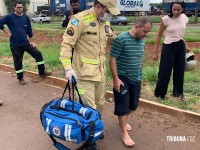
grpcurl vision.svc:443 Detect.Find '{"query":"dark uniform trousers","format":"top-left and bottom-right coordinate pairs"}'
top-left (11, 45), bottom-right (45, 80)
top-left (155, 40), bottom-right (185, 97)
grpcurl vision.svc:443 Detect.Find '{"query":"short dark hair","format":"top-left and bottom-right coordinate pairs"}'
top-left (168, 1), bottom-right (185, 18)
top-left (14, 1), bottom-right (22, 7)
top-left (136, 16), bottom-right (153, 27)
top-left (70, 0), bottom-right (79, 5)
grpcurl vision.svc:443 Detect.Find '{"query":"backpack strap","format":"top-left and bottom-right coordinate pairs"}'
top-left (76, 121), bottom-right (95, 150)
top-left (49, 135), bottom-right (70, 150)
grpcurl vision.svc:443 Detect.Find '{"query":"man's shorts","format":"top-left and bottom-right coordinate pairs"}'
top-left (113, 75), bottom-right (141, 116)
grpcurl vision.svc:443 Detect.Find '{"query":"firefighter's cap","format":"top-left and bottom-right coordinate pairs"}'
top-left (98, 0), bottom-right (120, 15)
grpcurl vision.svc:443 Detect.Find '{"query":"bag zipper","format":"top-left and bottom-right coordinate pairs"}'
top-left (46, 112), bottom-right (83, 127)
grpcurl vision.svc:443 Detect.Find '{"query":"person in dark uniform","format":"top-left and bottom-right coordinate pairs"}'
top-left (61, 0), bottom-right (82, 27)
top-left (0, 1), bottom-right (52, 85)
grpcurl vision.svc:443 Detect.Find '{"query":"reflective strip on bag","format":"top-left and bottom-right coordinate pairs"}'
top-left (106, 21), bottom-right (110, 26)
top-left (78, 88), bottom-right (86, 95)
top-left (37, 61), bottom-right (44, 65)
top-left (16, 69), bottom-right (23, 74)
top-left (46, 118), bottom-right (51, 134)
top-left (79, 107), bottom-right (88, 117)
top-left (94, 131), bottom-right (103, 137)
top-left (61, 59), bottom-right (71, 66)
top-left (64, 124), bottom-right (72, 142)
top-left (60, 99), bottom-right (69, 108)
top-left (81, 58), bottom-right (99, 64)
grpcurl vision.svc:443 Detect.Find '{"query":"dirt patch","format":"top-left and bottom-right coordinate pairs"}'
top-left (32, 31), bottom-right (63, 44)
top-left (145, 42), bottom-right (200, 61)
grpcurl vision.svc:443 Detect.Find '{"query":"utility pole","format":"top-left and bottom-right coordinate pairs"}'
top-left (194, 0), bottom-right (199, 24)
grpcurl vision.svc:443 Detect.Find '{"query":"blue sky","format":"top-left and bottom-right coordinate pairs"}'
top-left (150, 0), bottom-right (162, 3)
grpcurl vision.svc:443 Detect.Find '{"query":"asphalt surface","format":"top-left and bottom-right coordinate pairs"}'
top-left (0, 70), bottom-right (200, 150)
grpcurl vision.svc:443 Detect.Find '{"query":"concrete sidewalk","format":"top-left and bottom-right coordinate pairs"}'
top-left (0, 70), bottom-right (200, 150)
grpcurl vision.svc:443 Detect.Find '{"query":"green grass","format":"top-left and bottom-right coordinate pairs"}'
top-left (192, 48), bottom-right (200, 54)
top-left (142, 66), bottom-right (158, 82)
top-left (178, 98), bottom-right (198, 110)
top-left (0, 42), bottom-right (11, 56)
top-left (32, 22), bottom-right (64, 29)
top-left (126, 15), bottom-right (200, 24)
top-left (126, 16), bottom-right (162, 23)
top-left (159, 99), bottom-right (173, 106)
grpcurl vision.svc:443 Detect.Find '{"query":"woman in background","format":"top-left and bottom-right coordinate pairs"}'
top-left (153, 1), bottom-right (191, 100)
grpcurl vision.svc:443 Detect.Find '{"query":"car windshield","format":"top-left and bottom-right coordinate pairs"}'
top-left (112, 16), bottom-right (126, 20)
top-left (117, 16), bottom-right (126, 20)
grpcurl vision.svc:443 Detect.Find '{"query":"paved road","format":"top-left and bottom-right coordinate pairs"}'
top-left (0, 70), bottom-right (200, 150)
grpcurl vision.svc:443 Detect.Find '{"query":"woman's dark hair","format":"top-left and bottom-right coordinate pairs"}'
top-left (168, 1), bottom-right (185, 17)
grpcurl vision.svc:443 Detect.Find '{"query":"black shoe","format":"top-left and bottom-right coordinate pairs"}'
top-left (155, 94), bottom-right (165, 100)
top-left (19, 78), bottom-right (26, 85)
top-left (86, 142), bottom-right (100, 150)
top-left (40, 71), bottom-right (52, 78)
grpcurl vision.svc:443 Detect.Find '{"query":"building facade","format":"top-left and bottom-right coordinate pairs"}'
top-left (0, 0), bottom-right (7, 16)
top-left (29, 0), bottom-right (48, 14)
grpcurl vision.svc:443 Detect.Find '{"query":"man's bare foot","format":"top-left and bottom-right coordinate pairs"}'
top-left (119, 123), bottom-right (132, 131)
top-left (127, 123), bottom-right (132, 131)
top-left (122, 134), bottom-right (135, 147)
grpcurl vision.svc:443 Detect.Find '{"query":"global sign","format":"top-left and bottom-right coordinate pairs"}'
top-left (120, 0), bottom-right (144, 8)
top-left (117, 0), bottom-right (150, 11)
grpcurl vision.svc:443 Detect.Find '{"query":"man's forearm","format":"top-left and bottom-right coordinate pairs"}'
top-left (109, 56), bottom-right (118, 80)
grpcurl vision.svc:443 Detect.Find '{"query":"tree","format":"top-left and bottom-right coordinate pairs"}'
top-left (4, 0), bottom-right (30, 13)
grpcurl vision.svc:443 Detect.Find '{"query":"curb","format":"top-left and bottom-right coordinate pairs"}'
top-left (1, 63), bottom-right (200, 121)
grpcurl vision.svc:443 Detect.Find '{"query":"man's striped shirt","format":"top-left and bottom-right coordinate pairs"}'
top-left (110, 31), bottom-right (145, 81)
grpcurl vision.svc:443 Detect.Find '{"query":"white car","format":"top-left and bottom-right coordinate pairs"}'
top-left (32, 14), bottom-right (51, 23)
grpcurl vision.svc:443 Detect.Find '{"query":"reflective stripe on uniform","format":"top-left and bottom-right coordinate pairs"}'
top-left (78, 88), bottom-right (86, 95)
top-left (81, 57), bottom-right (99, 64)
top-left (61, 59), bottom-right (71, 66)
top-left (81, 14), bottom-right (95, 23)
top-left (37, 61), bottom-right (44, 65)
top-left (106, 21), bottom-right (110, 26)
top-left (16, 69), bottom-right (23, 74)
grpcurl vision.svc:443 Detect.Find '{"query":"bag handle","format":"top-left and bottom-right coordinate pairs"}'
top-left (52, 76), bottom-right (85, 111)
